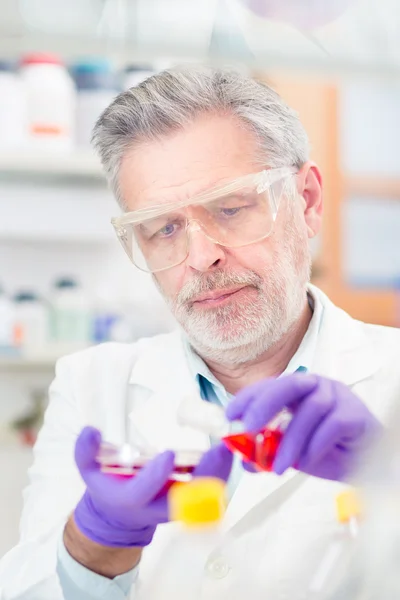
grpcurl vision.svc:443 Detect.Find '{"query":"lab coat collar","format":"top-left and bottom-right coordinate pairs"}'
top-left (129, 330), bottom-right (197, 396)
top-left (129, 285), bottom-right (379, 393)
top-left (308, 284), bottom-right (380, 385)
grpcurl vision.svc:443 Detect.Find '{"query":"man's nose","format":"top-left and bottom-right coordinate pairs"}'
top-left (185, 222), bottom-right (226, 272)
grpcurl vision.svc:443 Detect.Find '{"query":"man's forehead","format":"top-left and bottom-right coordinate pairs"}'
top-left (118, 113), bottom-right (261, 211)
top-left (124, 168), bottom-right (256, 212)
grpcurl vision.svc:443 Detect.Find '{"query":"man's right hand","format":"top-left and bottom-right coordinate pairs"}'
top-left (69, 426), bottom-right (233, 560)
top-left (73, 427), bottom-right (176, 549)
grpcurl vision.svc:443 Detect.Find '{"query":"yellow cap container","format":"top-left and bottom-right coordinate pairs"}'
top-left (336, 489), bottom-right (362, 524)
top-left (169, 477), bottom-right (227, 527)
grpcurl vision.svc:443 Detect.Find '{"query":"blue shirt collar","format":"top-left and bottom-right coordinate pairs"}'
top-left (183, 287), bottom-right (324, 403)
top-left (281, 288), bottom-right (324, 376)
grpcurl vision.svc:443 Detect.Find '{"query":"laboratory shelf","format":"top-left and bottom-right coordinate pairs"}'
top-left (0, 356), bottom-right (59, 373)
top-left (0, 151), bottom-right (105, 181)
top-left (0, 344), bottom-right (90, 372)
top-left (0, 356), bottom-right (57, 372)
top-left (0, 165), bottom-right (116, 243)
top-left (0, 230), bottom-right (115, 244)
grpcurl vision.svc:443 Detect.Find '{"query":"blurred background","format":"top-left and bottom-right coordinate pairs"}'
top-left (1, 0), bottom-right (400, 556)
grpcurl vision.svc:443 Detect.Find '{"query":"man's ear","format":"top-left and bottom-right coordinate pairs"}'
top-left (296, 161), bottom-right (323, 238)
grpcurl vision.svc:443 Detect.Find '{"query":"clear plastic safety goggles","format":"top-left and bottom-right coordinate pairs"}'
top-left (111, 166), bottom-right (297, 273)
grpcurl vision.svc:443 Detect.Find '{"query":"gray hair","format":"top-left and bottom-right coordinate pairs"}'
top-left (92, 65), bottom-right (310, 208)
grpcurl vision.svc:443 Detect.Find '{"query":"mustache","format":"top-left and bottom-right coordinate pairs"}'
top-left (175, 269), bottom-right (263, 306)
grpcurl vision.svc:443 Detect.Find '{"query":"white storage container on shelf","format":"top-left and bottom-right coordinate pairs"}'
top-left (72, 59), bottom-right (119, 149)
top-left (13, 291), bottom-right (49, 356)
top-left (0, 61), bottom-right (26, 150)
top-left (20, 53), bottom-right (76, 153)
top-left (50, 278), bottom-right (92, 345)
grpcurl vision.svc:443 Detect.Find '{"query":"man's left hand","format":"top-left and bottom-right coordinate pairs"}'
top-left (226, 373), bottom-right (382, 481)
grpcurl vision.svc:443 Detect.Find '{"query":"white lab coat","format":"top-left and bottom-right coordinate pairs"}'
top-left (1, 285), bottom-right (400, 600)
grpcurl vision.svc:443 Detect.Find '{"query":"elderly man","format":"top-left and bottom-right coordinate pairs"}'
top-left (1, 66), bottom-right (399, 600)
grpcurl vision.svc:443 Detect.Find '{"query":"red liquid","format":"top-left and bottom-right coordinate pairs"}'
top-left (103, 464), bottom-right (195, 476)
top-left (102, 463), bottom-right (196, 496)
top-left (222, 428), bottom-right (283, 471)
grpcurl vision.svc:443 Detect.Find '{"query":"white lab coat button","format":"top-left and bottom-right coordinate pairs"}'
top-left (205, 556), bottom-right (231, 579)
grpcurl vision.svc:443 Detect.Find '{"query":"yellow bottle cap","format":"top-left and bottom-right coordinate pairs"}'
top-left (336, 490), bottom-right (362, 523)
top-left (169, 477), bottom-right (227, 527)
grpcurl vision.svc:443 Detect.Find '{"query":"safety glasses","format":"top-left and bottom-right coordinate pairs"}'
top-left (111, 166), bottom-right (297, 273)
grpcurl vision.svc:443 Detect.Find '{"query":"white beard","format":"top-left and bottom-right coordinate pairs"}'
top-left (162, 211), bottom-right (312, 366)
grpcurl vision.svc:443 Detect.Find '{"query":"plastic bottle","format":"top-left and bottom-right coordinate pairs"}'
top-left (13, 291), bottom-right (48, 355)
top-left (51, 278), bottom-right (91, 344)
top-left (0, 285), bottom-right (15, 353)
top-left (72, 59), bottom-right (119, 149)
top-left (123, 64), bottom-right (155, 90)
top-left (308, 490), bottom-right (361, 598)
top-left (324, 408), bottom-right (400, 600)
top-left (140, 477), bottom-right (228, 599)
top-left (0, 61), bottom-right (26, 150)
top-left (20, 53), bottom-right (76, 152)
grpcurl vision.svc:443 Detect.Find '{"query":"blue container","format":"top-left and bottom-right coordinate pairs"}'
top-left (71, 59), bottom-right (119, 147)
top-left (0, 60), bottom-right (15, 72)
top-left (71, 59), bottom-right (119, 91)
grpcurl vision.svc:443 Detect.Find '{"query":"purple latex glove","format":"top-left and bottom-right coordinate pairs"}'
top-left (226, 373), bottom-right (382, 481)
top-left (74, 427), bottom-right (233, 548)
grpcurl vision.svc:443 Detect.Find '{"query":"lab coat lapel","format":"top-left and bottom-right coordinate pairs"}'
top-left (127, 331), bottom-right (210, 452)
top-left (223, 469), bottom-right (301, 531)
top-left (310, 286), bottom-right (381, 385)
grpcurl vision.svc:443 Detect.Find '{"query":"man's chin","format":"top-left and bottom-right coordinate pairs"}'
top-left (186, 330), bottom-right (276, 366)
top-left (183, 321), bottom-right (270, 353)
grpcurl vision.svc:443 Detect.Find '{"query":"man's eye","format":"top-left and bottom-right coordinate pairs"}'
top-left (156, 223), bottom-right (179, 237)
top-left (220, 207), bottom-right (243, 217)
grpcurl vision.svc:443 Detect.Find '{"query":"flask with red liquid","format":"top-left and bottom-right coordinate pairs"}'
top-left (177, 397), bottom-right (291, 472)
top-left (222, 424), bottom-right (285, 471)
top-left (96, 442), bottom-right (202, 486)
top-left (96, 415), bottom-right (203, 484)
